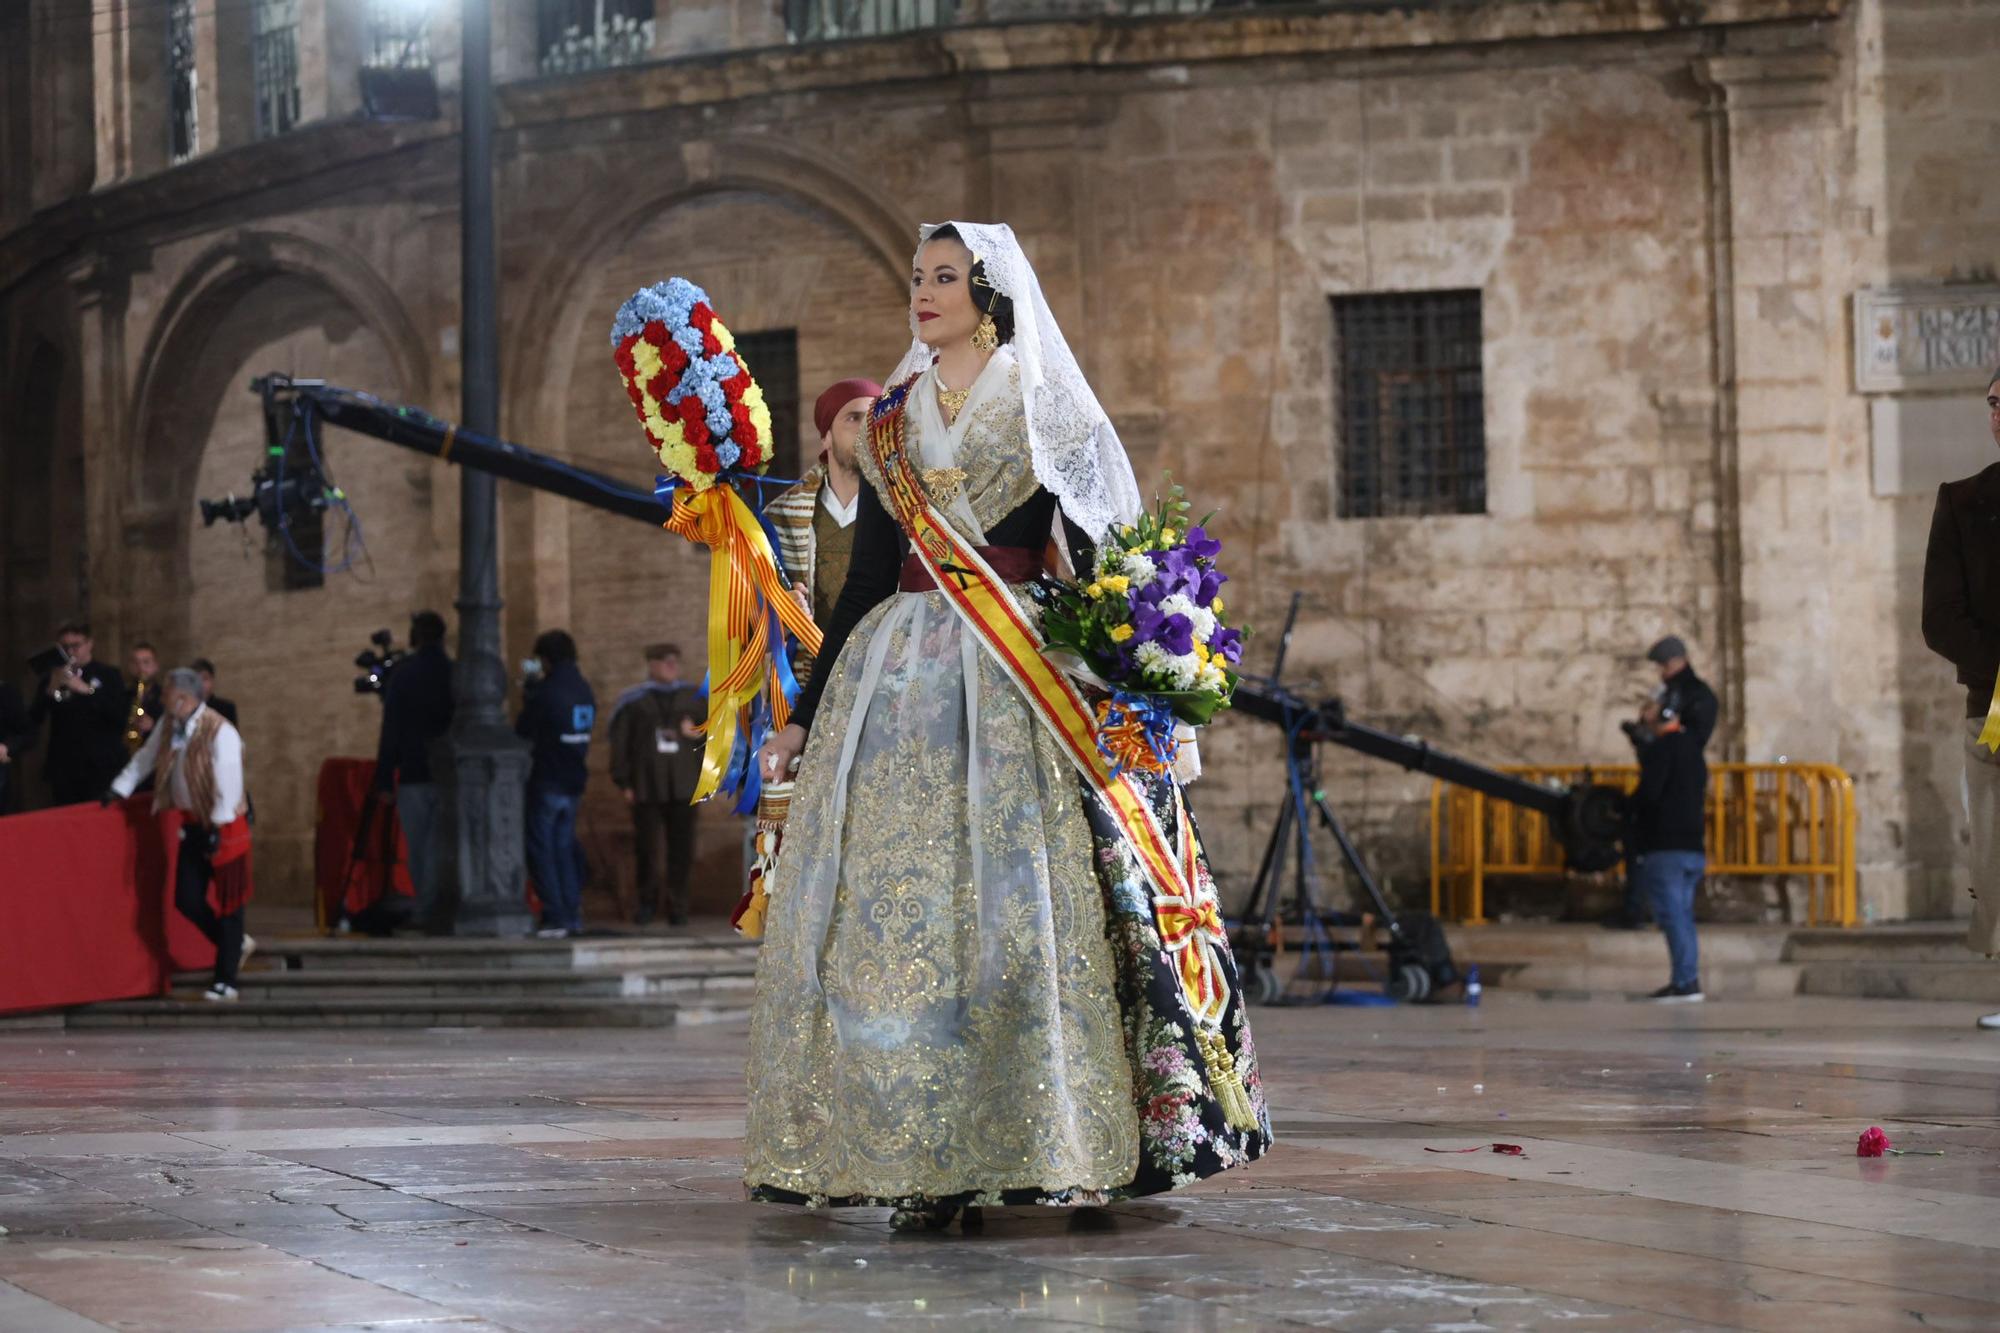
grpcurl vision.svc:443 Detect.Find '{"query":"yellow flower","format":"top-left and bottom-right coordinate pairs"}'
top-left (1195, 642), bottom-right (1211, 662)
top-left (1212, 595), bottom-right (1225, 614)
top-left (1122, 525), bottom-right (1136, 536)
top-left (1161, 528), bottom-right (1178, 545)
top-left (1086, 582), bottom-right (1104, 599)
top-left (1102, 574), bottom-right (1131, 593)
top-left (1109, 624), bottom-right (1135, 643)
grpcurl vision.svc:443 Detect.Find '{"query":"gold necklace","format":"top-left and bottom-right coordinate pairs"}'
top-left (937, 380), bottom-right (969, 421)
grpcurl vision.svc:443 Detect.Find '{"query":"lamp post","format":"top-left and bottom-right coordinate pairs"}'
top-left (437, 0), bottom-right (532, 937)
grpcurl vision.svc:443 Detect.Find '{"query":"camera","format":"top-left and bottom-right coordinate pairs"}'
top-left (354, 629), bottom-right (409, 697)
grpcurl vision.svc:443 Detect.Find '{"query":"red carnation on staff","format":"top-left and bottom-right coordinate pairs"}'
top-left (642, 322), bottom-right (668, 349)
top-left (730, 402), bottom-right (758, 445)
top-left (661, 338), bottom-right (690, 377)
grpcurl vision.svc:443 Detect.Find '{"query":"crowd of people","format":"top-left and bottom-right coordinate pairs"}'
top-left (0, 623), bottom-right (243, 817)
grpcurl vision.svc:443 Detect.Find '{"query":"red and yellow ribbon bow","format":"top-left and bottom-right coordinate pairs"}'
top-left (664, 483), bottom-right (822, 803)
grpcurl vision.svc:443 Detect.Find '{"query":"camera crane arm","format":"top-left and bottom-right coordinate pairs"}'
top-left (238, 374), bottom-right (668, 527)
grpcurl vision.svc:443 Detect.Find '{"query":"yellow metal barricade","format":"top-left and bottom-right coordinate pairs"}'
top-left (1430, 763), bottom-right (1857, 926)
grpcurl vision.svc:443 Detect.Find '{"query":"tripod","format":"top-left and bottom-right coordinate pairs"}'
top-left (1228, 594), bottom-right (1439, 1004)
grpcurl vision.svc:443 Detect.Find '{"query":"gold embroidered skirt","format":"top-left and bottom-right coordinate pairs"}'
top-left (744, 588), bottom-right (1139, 1204)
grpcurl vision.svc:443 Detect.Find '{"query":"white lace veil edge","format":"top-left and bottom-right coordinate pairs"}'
top-left (884, 221), bottom-right (1143, 543)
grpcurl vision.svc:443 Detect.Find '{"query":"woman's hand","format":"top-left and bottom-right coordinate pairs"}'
top-left (758, 723), bottom-right (807, 784)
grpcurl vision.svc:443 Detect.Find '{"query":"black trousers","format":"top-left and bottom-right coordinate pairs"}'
top-left (176, 828), bottom-right (245, 986)
top-left (632, 799), bottom-right (696, 921)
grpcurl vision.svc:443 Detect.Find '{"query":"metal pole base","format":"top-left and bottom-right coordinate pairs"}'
top-left (435, 722), bottom-right (533, 938)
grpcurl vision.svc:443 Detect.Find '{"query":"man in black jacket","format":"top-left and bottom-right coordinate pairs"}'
top-left (516, 630), bottom-right (595, 938)
top-left (1922, 366), bottom-right (2000, 1029)
top-left (1649, 635), bottom-right (1718, 750)
top-left (1628, 697), bottom-right (1708, 1001)
top-left (0, 678), bottom-right (32, 813)
top-left (29, 621), bottom-right (128, 805)
top-left (373, 611), bottom-right (454, 931)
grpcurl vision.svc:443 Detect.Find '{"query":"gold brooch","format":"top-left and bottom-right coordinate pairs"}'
top-left (922, 467), bottom-right (968, 502)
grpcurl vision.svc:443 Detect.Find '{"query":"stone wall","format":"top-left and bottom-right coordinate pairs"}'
top-left (12, 0), bottom-right (1998, 925)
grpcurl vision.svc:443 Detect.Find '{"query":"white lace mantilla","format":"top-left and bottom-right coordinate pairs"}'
top-left (884, 221), bottom-right (1143, 544)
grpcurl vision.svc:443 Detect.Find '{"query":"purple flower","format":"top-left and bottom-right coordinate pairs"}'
top-left (1153, 613), bottom-right (1195, 657)
top-left (1185, 526), bottom-right (1221, 560)
top-left (1211, 626), bottom-right (1244, 665)
top-left (1196, 568), bottom-right (1227, 606)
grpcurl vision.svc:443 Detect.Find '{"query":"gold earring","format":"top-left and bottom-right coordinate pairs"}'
top-left (971, 312), bottom-right (999, 352)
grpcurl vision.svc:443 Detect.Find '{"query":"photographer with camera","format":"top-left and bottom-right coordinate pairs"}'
top-left (1625, 691), bottom-right (1709, 1003)
top-left (106, 667), bottom-right (254, 1002)
top-left (372, 611), bottom-right (454, 932)
top-left (29, 621), bottom-right (128, 806)
top-left (516, 630), bottom-right (595, 939)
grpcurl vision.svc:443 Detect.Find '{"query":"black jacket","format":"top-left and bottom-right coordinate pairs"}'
top-left (374, 644), bottom-right (455, 790)
top-left (515, 660), bottom-right (596, 796)
top-left (1923, 462), bottom-right (2000, 716)
top-left (0, 680), bottom-right (32, 811)
top-left (1630, 728), bottom-right (1707, 855)
top-left (29, 661), bottom-right (128, 798)
top-left (1660, 665), bottom-right (1719, 751)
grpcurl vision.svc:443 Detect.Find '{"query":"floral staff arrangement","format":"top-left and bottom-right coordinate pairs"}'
top-left (1036, 478), bottom-right (1245, 777)
top-left (611, 278), bottom-right (819, 813)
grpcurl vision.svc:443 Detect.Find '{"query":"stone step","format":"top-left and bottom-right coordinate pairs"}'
top-left (1486, 959), bottom-right (1803, 1000)
top-left (174, 965), bottom-right (759, 1002)
top-left (1797, 960), bottom-right (2000, 1004)
top-left (258, 934), bottom-right (760, 973)
top-left (1782, 925), bottom-right (1976, 964)
top-left (1440, 923), bottom-right (1792, 966)
top-left (65, 994), bottom-right (700, 1029)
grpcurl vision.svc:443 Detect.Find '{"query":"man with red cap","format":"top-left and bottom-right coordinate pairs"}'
top-left (766, 377), bottom-right (881, 683)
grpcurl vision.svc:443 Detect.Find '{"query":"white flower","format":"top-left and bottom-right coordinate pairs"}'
top-left (1121, 551), bottom-right (1158, 589)
top-left (1134, 641), bottom-right (1173, 676)
top-left (1158, 592), bottom-right (1195, 619)
top-left (1189, 606), bottom-right (1217, 641)
top-left (1196, 661), bottom-right (1228, 693)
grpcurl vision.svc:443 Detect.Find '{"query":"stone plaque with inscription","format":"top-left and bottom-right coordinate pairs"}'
top-left (1853, 286), bottom-right (2000, 393)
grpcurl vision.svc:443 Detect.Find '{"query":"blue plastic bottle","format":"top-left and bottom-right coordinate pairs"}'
top-left (1464, 965), bottom-right (1482, 1007)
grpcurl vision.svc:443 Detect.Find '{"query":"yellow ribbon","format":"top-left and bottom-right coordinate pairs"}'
top-left (663, 484), bottom-right (823, 803)
top-left (1980, 664), bottom-right (2000, 753)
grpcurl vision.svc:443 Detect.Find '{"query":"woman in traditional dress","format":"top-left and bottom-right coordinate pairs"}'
top-left (747, 222), bottom-right (1271, 1231)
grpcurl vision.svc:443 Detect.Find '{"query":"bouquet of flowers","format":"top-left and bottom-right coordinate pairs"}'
top-left (612, 278), bottom-right (773, 492)
top-left (1038, 479), bottom-right (1244, 776)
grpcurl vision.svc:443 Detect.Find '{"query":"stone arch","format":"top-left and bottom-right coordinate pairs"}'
top-left (129, 226), bottom-right (430, 505)
top-left (503, 135), bottom-right (917, 452)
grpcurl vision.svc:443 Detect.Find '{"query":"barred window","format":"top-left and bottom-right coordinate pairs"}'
top-left (784, 0), bottom-right (958, 43)
top-left (1333, 291), bottom-right (1486, 519)
top-left (366, 1), bottom-right (433, 70)
top-left (168, 0), bottom-right (198, 163)
top-left (537, 0), bottom-right (654, 76)
top-left (734, 330), bottom-right (802, 483)
top-left (252, 0), bottom-right (302, 140)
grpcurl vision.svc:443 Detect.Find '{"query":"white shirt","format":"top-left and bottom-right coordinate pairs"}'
top-left (111, 703), bottom-right (245, 826)
top-left (819, 480), bottom-right (859, 528)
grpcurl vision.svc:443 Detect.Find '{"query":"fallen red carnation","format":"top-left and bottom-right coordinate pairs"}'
top-left (1424, 1144), bottom-right (1525, 1156)
top-left (1856, 1126), bottom-right (1891, 1157)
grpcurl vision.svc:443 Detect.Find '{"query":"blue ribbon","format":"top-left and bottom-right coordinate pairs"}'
top-left (1096, 689), bottom-right (1182, 779)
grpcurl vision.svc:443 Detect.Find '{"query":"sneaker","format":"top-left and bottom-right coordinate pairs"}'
top-left (1977, 1012), bottom-right (2000, 1031)
top-left (1648, 981), bottom-right (1704, 1003)
top-left (239, 934), bottom-right (257, 968)
top-left (534, 926), bottom-right (570, 940)
top-left (202, 983), bottom-right (239, 1003)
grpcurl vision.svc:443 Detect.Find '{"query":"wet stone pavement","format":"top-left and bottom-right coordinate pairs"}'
top-left (0, 994), bottom-right (1996, 1331)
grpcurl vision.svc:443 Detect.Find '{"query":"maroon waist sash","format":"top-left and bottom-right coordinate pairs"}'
top-left (899, 545), bottom-right (1043, 593)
